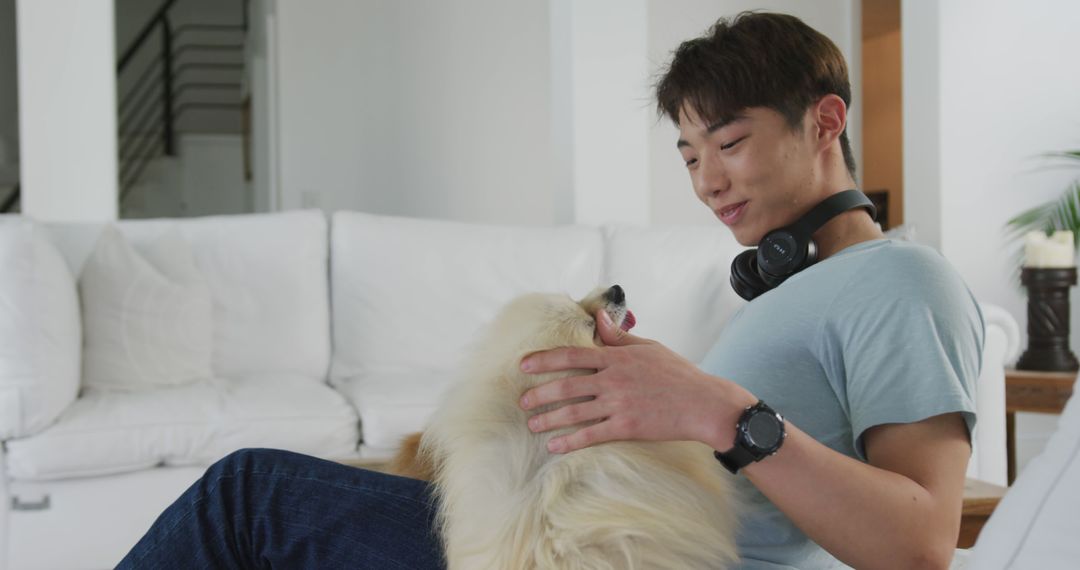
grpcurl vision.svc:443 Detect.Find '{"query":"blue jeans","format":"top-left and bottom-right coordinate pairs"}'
top-left (116, 448), bottom-right (445, 569)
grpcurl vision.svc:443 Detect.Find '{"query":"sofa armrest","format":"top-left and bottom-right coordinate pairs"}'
top-left (0, 217), bottom-right (81, 441)
top-left (966, 303), bottom-right (1021, 487)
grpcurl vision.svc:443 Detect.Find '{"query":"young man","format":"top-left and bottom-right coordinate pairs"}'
top-left (118, 11), bottom-right (981, 570)
top-left (519, 12), bottom-right (981, 570)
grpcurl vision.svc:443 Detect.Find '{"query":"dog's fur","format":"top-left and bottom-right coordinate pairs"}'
top-left (388, 287), bottom-right (740, 569)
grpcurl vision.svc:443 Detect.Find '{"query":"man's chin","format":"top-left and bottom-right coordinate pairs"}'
top-left (730, 229), bottom-right (763, 247)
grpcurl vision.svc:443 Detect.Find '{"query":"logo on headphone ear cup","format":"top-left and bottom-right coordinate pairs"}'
top-left (756, 230), bottom-right (808, 287)
top-left (730, 249), bottom-right (771, 301)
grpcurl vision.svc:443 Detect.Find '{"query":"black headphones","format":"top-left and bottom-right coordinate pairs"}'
top-left (729, 189), bottom-right (877, 301)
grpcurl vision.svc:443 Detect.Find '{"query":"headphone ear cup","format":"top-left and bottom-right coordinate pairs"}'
top-left (756, 236), bottom-right (818, 289)
top-left (730, 249), bottom-right (771, 301)
top-left (755, 230), bottom-right (804, 288)
top-left (756, 251), bottom-right (788, 289)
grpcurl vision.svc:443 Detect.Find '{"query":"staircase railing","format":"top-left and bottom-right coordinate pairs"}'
top-left (116, 0), bottom-right (247, 204)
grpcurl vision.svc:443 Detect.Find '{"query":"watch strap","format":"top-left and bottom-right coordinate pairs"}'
top-left (714, 446), bottom-right (756, 474)
top-left (713, 400), bottom-right (785, 474)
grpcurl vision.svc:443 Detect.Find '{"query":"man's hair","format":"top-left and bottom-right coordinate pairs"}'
top-left (655, 11), bottom-right (857, 179)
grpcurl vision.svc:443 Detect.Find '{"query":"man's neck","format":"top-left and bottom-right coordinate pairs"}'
top-left (812, 208), bottom-right (884, 261)
top-left (804, 153), bottom-right (882, 260)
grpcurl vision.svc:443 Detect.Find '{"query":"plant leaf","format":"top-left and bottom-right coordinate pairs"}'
top-left (1043, 150), bottom-right (1080, 161)
top-left (1004, 179), bottom-right (1080, 278)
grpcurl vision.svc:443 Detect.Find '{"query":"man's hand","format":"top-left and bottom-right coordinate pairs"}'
top-left (518, 309), bottom-right (757, 453)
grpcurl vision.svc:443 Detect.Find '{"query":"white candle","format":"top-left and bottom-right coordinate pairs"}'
top-left (1024, 231), bottom-right (1076, 268)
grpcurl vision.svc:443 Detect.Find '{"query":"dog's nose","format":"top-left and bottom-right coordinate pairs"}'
top-left (604, 284), bottom-right (625, 305)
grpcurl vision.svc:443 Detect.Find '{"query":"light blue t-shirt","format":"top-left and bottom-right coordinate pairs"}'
top-left (699, 238), bottom-right (984, 569)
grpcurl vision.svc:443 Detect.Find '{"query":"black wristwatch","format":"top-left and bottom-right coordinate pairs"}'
top-left (714, 400), bottom-right (786, 474)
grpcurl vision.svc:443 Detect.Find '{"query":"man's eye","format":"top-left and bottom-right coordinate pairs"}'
top-left (685, 158), bottom-right (698, 167)
top-left (721, 136), bottom-right (748, 151)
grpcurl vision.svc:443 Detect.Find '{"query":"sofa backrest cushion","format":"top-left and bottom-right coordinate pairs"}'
top-left (330, 211), bottom-right (603, 381)
top-left (44, 211), bottom-right (330, 382)
top-left (0, 217), bottom-right (81, 439)
top-left (602, 224), bottom-right (747, 363)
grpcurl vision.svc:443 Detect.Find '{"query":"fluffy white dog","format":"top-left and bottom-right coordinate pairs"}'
top-left (390, 286), bottom-right (740, 569)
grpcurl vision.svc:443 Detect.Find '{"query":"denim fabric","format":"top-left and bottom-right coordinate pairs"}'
top-left (116, 448), bottom-right (445, 569)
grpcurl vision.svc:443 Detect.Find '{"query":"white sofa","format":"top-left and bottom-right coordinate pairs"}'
top-left (966, 378), bottom-right (1080, 568)
top-left (0, 209), bottom-right (1018, 570)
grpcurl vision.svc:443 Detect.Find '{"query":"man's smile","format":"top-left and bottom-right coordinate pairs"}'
top-left (717, 200), bottom-right (749, 225)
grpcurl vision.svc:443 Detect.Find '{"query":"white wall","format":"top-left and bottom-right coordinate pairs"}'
top-left (646, 0), bottom-right (861, 226)
top-left (904, 0), bottom-right (1080, 472)
top-left (900, 0), bottom-right (941, 250)
top-left (904, 0), bottom-right (1080, 327)
top-left (551, 0), bottom-right (651, 226)
top-left (17, 0), bottom-right (118, 221)
top-left (273, 0), bottom-right (391, 216)
top-left (268, 0), bottom-right (860, 227)
top-left (273, 0), bottom-right (558, 225)
top-left (245, 0), bottom-right (274, 213)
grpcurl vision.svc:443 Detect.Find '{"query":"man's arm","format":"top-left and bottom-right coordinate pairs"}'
top-left (520, 311), bottom-right (972, 569)
top-left (731, 411), bottom-right (970, 570)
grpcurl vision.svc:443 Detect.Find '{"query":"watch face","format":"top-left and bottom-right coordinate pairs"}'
top-left (746, 411), bottom-right (783, 449)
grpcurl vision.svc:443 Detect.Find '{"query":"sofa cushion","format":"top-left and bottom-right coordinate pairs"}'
top-left (336, 372), bottom-right (454, 458)
top-left (4, 375), bottom-right (359, 480)
top-left (79, 225), bottom-right (214, 391)
top-left (0, 217), bottom-right (81, 440)
top-left (330, 212), bottom-right (603, 455)
top-left (969, 389), bottom-right (1080, 567)
top-left (330, 210), bottom-right (602, 378)
top-left (43, 210), bottom-right (331, 383)
top-left (602, 224), bottom-right (746, 363)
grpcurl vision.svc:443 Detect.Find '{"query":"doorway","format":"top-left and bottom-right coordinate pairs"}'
top-left (862, 0), bottom-right (903, 231)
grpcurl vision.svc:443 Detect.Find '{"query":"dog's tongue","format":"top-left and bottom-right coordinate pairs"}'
top-left (620, 310), bottom-right (636, 332)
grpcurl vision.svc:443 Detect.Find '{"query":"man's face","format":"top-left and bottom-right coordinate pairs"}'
top-left (676, 105), bottom-right (818, 246)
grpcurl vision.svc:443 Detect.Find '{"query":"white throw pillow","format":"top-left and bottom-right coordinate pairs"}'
top-left (79, 225), bottom-right (213, 391)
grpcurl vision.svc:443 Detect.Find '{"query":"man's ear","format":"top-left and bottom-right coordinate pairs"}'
top-left (812, 94), bottom-right (847, 152)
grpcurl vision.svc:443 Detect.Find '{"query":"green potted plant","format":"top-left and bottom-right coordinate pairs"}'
top-left (1005, 150), bottom-right (1080, 270)
top-left (1006, 150), bottom-right (1080, 371)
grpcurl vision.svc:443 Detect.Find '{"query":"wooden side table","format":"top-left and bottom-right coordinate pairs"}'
top-left (959, 477), bottom-right (1007, 548)
top-left (1005, 368), bottom-right (1077, 484)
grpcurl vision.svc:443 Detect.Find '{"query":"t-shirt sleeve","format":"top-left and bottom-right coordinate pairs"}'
top-left (819, 246), bottom-right (985, 462)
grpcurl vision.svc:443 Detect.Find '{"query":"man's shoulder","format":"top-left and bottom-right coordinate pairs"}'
top-left (837, 239), bottom-right (960, 287)
top-left (859, 238), bottom-right (945, 266)
top-left (824, 239), bottom-right (979, 323)
top-left (763, 239), bottom-right (975, 324)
